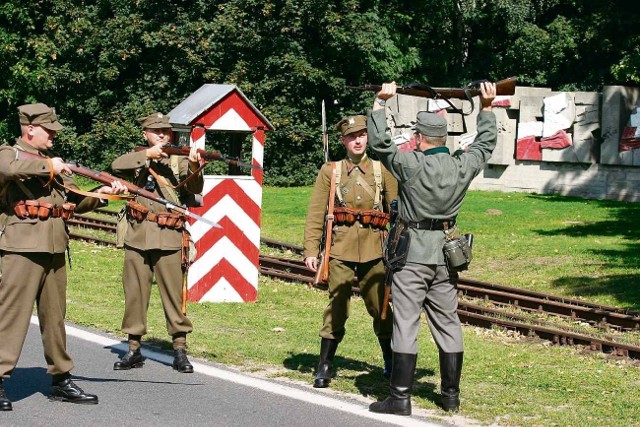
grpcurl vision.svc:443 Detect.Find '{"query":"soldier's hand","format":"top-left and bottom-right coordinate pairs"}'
top-left (373, 82), bottom-right (397, 111)
top-left (479, 81), bottom-right (496, 110)
top-left (97, 180), bottom-right (128, 195)
top-left (304, 256), bottom-right (318, 272)
top-left (146, 144), bottom-right (168, 160)
top-left (51, 157), bottom-right (72, 176)
top-left (188, 145), bottom-right (201, 166)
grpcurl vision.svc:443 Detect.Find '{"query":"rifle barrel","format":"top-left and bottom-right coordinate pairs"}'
top-left (347, 77), bottom-right (517, 99)
top-left (13, 150), bottom-right (221, 228)
top-left (134, 145), bottom-right (263, 170)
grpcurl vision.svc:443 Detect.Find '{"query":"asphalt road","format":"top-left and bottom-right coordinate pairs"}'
top-left (0, 319), bottom-right (442, 427)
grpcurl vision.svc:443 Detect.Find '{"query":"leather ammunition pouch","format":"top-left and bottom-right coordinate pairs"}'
top-left (126, 200), bottom-right (185, 229)
top-left (383, 220), bottom-right (411, 272)
top-left (126, 201), bottom-right (149, 221)
top-left (13, 200), bottom-right (75, 220)
top-left (333, 207), bottom-right (390, 230)
top-left (148, 212), bottom-right (186, 229)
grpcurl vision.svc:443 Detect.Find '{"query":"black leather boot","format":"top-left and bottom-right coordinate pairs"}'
top-left (378, 337), bottom-right (393, 379)
top-left (172, 348), bottom-right (194, 373)
top-left (0, 379), bottom-right (12, 411)
top-left (369, 352), bottom-right (417, 416)
top-left (439, 350), bottom-right (464, 412)
top-left (113, 349), bottom-right (144, 370)
top-left (49, 373), bottom-right (98, 404)
top-left (313, 338), bottom-right (338, 388)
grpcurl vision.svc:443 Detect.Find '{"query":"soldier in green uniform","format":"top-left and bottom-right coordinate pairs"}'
top-left (0, 103), bottom-right (127, 410)
top-left (367, 82), bottom-right (497, 415)
top-left (111, 112), bottom-right (204, 374)
top-left (303, 114), bottom-right (398, 388)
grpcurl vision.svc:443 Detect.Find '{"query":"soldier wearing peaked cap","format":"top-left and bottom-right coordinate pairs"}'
top-left (0, 103), bottom-right (127, 410)
top-left (111, 112), bottom-right (204, 374)
top-left (366, 82), bottom-right (497, 415)
top-left (303, 114), bottom-right (398, 388)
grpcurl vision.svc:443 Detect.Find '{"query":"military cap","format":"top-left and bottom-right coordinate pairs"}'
top-left (18, 103), bottom-right (63, 131)
top-left (335, 115), bottom-right (367, 136)
top-left (413, 111), bottom-right (448, 137)
top-left (140, 112), bottom-right (172, 129)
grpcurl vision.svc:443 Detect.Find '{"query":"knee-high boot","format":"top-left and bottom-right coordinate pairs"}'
top-left (377, 337), bottom-right (393, 378)
top-left (313, 338), bottom-right (339, 388)
top-left (369, 352), bottom-right (417, 416)
top-left (439, 350), bottom-right (463, 411)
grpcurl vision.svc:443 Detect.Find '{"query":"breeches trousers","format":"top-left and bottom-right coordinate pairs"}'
top-left (391, 262), bottom-right (463, 354)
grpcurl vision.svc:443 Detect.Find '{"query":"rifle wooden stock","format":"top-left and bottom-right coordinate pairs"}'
top-left (381, 282), bottom-right (391, 320)
top-left (313, 163), bottom-right (337, 286)
top-left (134, 145), bottom-right (262, 170)
top-left (181, 270), bottom-right (188, 315)
top-left (14, 150), bottom-right (220, 228)
top-left (348, 77), bottom-right (517, 100)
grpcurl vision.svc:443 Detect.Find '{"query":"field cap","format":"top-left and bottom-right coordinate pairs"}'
top-left (18, 103), bottom-right (63, 131)
top-left (140, 112), bottom-right (172, 129)
top-left (413, 111), bottom-right (447, 137)
top-left (336, 115), bottom-right (366, 136)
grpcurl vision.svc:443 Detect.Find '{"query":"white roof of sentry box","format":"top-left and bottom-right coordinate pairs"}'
top-left (168, 84), bottom-right (274, 131)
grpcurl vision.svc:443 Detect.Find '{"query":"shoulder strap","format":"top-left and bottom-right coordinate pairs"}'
top-left (334, 161), bottom-right (344, 206)
top-left (372, 160), bottom-right (382, 210)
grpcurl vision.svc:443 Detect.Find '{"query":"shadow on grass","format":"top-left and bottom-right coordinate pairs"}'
top-left (282, 352), bottom-right (438, 403)
top-left (527, 194), bottom-right (640, 310)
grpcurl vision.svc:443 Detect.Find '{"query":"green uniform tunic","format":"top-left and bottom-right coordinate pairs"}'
top-left (367, 109), bottom-right (497, 353)
top-left (303, 156), bottom-right (398, 341)
top-left (111, 150), bottom-right (204, 345)
top-left (0, 139), bottom-right (106, 377)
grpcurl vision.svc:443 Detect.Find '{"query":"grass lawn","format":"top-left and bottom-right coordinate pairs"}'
top-left (65, 187), bottom-right (640, 426)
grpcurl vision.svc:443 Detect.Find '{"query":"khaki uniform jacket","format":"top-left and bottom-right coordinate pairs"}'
top-left (0, 139), bottom-right (104, 253)
top-left (303, 156), bottom-right (398, 263)
top-left (111, 150), bottom-right (204, 251)
top-left (367, 109), bottom-right (497, 265)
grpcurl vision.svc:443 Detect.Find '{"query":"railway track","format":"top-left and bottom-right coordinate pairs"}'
top-left (68, 213), bottom-right (640, 361)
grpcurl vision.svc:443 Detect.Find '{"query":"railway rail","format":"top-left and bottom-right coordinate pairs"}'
top-left (68, 213), bottom-right (640, 361)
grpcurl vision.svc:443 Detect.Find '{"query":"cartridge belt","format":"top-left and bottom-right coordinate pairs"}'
top-left (13, 200), bottom-right (76, 220)
top-left (126, 201), bottom-right (185, 229)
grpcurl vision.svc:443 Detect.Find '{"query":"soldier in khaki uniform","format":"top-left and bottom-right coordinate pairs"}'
top-left (0, 103), bottom-right (127, 410)
top-left (111, 112), bottom-right (203, 373)
top-left (367, 82), bottom-right (497, 415)
top-left (303, 114), bottom-right (398, 388)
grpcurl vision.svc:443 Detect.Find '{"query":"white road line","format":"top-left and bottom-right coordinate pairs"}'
top-left (33, 318), bottom-right (441, 427)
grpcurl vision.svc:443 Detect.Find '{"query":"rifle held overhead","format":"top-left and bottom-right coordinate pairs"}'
top-left (347, 77), bottom-right (517, 100)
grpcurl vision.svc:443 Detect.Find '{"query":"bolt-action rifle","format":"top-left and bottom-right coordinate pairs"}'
top-left (134, 144), bottom-right (262, 170)
top-left (347, 77), bottom-right (517, 114)
top-left (347, 77), bottom-right (516, 99)
top-left (313, 163), bottom-right (338, 286)
top-left (14, 150), bottom-right (221, 228)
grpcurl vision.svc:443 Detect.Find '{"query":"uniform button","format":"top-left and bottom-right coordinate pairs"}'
top-left (356, 196), bottom-right (361, 200)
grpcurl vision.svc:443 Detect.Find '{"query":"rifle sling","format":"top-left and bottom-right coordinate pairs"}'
top-left (53, 178), bottom-right (133, 201)
top-left (148, 161), bottom-right (205, 191)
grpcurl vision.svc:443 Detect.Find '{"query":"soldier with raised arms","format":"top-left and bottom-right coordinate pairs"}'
top-left (366, 81), bottom-right (497, 415)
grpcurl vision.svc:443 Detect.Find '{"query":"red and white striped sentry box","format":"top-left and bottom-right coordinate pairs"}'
top-left (169, 84), bottom-right (274, 302)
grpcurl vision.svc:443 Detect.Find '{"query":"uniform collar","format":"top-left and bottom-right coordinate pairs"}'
top-left (345, 154), bottom-right (369, 175)
top-left (15, 137), bottom-right (43, 155)
top-left (422, 146), bottom-right (450, 156)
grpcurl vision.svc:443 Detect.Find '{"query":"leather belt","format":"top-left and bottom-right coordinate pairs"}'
top-left (405, 218), bottom-right (456, 230)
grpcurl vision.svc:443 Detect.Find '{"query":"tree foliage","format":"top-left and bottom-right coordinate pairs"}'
top-left (0, 0), bottom-right (638, 184)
